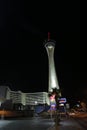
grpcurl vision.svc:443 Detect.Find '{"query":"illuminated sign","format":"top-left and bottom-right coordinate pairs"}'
top-left (50, 94), bottom-right (56, 110)
top-left (50, 104), bottom-right (56, 110)
top-left (50, 94), bottom-right (55, 101)
top-left (58, 98), bottom-right (67, 103)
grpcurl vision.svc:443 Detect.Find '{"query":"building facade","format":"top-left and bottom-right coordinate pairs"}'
top-left (0, 86), bottom-right (50, 109)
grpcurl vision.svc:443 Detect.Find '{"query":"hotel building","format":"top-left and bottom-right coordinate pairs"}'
top-left (0, 86), bottom-right (50, 109)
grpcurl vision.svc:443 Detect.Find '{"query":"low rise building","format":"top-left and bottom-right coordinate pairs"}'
top-left (0, 86), bottom-right (50, 110)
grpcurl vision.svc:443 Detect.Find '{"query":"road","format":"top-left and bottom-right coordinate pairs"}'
top-left (0, 116), bottom-right (87, 130)
top-left (58, 116), bottom-right (87, 130)
top-left (0, 117), bottom-right (54, 130)
top-left (74, 117), bottom-right (87, 130)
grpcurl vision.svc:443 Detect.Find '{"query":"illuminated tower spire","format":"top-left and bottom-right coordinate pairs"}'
top-left (44, 32), bottom-right (60, 92)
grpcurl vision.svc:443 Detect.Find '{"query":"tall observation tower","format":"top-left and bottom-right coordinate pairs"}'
top-left (44, 32), bottom-right (60, 93)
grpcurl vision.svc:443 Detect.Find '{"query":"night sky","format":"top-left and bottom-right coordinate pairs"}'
top-left (0, 1), bottom-right (85, 102)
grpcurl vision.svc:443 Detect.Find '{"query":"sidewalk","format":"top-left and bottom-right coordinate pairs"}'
top-left (49, 117), bottom-right (83, 130)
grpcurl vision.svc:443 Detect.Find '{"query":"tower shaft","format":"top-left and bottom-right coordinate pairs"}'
top-left (44, 40), bottom-right (60, 92)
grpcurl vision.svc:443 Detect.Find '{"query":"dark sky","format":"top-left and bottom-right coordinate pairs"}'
top-left (0, 1), bottom-right (85, 102)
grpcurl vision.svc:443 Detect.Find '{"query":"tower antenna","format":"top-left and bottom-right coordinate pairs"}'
top-left (48, 32), bottom-right (50, 41)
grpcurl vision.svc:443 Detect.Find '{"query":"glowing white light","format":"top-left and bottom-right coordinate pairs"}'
top-left (48, 45), bottom-right (53, 49)
top-left (59, 104), bottom-right (64, 106)
top-left (35, 101), bottom-right (37, 104)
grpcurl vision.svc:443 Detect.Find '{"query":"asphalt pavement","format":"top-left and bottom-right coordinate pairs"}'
top-left (0, 115), bottom-right (87, 130)
top-left (49, 117), bottom-right (86, 130)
